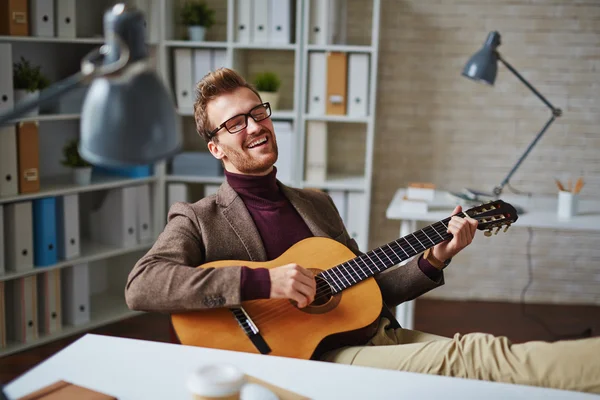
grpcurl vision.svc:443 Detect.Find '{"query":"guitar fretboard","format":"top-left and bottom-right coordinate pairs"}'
top-left (317, 217), bottom-right (454, 293)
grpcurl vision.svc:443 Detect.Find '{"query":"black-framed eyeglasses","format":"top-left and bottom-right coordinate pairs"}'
top-left (209, 102), bottom-right (272, 138)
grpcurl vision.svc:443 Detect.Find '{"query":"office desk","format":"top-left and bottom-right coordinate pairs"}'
top-left (5, 334), bottom-right (597, 399)
top-left (386, 188), bottom-right (600, 329)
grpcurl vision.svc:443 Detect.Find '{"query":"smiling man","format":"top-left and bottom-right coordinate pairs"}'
top-left (125, 68), bottom-right (599, 394)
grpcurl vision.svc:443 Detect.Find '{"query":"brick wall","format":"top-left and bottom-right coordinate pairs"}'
top-left (367, 0), bottom-right (600, 305)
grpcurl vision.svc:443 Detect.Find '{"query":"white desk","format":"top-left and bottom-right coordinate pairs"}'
top-left (386, 188), bottom-right (600, 329)
top-left (5, 334), bottom-right (597, 399)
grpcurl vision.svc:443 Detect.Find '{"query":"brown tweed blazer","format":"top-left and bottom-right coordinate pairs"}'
top-left (125, 181), bottom-right (443, 313)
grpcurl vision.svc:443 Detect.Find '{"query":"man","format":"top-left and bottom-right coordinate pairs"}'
top-left (126, 68), bottom-right (599, 394)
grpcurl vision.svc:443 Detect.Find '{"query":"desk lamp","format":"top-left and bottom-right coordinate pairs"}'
top-left (0, 3), bottom-right (181, 167)
top-left (462, 31), bottom-right (562, 197)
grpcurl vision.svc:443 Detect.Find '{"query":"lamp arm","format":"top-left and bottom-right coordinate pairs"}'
top-left (0, 36), bottom-right (131, 127)
top-left (493, 114), bottom-right (557, 196)
top-left (0, 72), bottom-right (87, 126)
top-left (498, 54), bottom-right (562, 117)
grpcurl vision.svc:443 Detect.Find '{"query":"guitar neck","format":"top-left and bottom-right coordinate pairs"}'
top-left (318, 217), bottom-right (453, 294)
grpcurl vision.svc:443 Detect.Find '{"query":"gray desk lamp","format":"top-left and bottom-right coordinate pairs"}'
top-left (0, 3), bottom-right (181, 167)
top-left (462, 31), bottom-right (562, 197)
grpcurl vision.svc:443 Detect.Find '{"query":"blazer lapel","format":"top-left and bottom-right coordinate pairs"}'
top-left (280, 183), bottom-right (331, 238)
top-left (217, 182), bottom-right (268, 262)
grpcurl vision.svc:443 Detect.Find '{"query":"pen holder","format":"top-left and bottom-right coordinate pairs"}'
top-left (557, 191), bottom-right (578, 219)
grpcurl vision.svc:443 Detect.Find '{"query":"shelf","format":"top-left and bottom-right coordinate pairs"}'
top-left (0, 35), bottom-right (104, 44)
top-left (7, 113), bottom-right (81, 124)
top-left (304, 114), bottom-right (370, 123)
top-left (0, 239), bottom-right (155, 283)
top-left (165, 40), bottom-right (228, 49)
top-left (177, 109), bottom-right (296, 120)
top-left (306, 44), bottom-right (374, 53)
top-left (0, 175), bottom-right (157, 205)
top-left (166, 175), bottom-right (225, 184)
top-left (232, 43), bottom-right (298, 51)
top-left (302, 175), bottom-right (366, 191)
top-left (0, 292), bottom-right (142, 358)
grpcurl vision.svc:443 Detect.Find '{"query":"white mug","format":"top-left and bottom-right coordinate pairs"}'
top-left (557, 191), bottom-right (578, 219)
top-left (187, 364), bottom-right (279, 400)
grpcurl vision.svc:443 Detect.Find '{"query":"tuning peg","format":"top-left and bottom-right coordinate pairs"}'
top-left (484, 229), bottom-right (492, 237)
top-left (494, 226), bottom-right (501, 235)
top-left (504, 224), bottom-right (511, 233)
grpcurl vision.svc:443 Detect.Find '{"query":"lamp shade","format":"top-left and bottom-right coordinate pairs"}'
top-left (461, 31), bottom-right (501, 85)
top-left (79, 4), bottom-right (181, 167)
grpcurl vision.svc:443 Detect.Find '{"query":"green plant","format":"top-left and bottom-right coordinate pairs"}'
top-left (13, 57), bottom-right (50, 92)
top-left (61, 139), bottom-right (91, 168)
top-left (180, 1), bottom-right (215, 28)
top-left (253, 71), bottom-right (281, 93)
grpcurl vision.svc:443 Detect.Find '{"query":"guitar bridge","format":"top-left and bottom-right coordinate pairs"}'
top-left (230, 307), bottom-right (271, 355)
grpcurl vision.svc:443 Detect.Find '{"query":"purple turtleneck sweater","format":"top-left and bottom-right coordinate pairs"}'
top-left (229, 168), bottom-right (441, 301)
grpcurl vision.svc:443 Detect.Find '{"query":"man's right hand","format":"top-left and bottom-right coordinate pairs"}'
top-left (269, 264), bottom-right (316, 308)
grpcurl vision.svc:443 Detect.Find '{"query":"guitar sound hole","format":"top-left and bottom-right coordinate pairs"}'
top-left (295, 269), bottom-right (342, 315)
top-left (312, 276), bottom-right (332, 306)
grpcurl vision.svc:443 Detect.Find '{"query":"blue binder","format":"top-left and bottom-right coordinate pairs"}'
top-left (33, 197), bottom-right (58, 267)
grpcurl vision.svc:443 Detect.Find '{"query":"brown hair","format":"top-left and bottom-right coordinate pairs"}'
top-left (193, 68), bottom-right (261, 143)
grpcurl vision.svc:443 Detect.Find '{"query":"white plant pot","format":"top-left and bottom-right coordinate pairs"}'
top-left (73, 167), bottom-right (92, 185)
top-left (258, 91), bottom-right (280, 111)
top-left (188, 26), bottom-right (206, 41)
top-left (14, 89), bottom-right (40, 117)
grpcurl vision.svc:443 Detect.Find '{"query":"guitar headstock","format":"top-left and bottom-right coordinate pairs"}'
top-left (465, 200), bottom-right (519, 237)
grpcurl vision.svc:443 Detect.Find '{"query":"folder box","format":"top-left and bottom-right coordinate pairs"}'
top-left (0, 0), bottom-right (29, 36)
top-left (171, 152), bottom-right (223, 177)
top-left (56, 194), bottom-right (81, 260)
top-left (0, 282), bottom-right (5, 348)
top-left (326, 52), bottom-right (348, 115)
top-left (90, 187), bottom-right (138, 248)
top-left (4, 201), bottom-right (34, 272)
top-left (33, 197), bottom-right (58, 267)
top-left (0, 125), bottom-right (19, 197)
top-left (38, 270), bottom-right (62, 334)
top-left (6, 276), bottom-right (38, 343)
top-left (55, 0), bottom-right (105, 38)
top-left (0, 43), bottom-right (14, 113)
top-left (235, 0), bottom-right (253, 43)
top-left (252, 0), bottom-right (269, 44)
top-left (16, 122), bottom-right (40, 194)
top-left (30, 0), bottom-right (55, 37)
top-left (0, 205), bottom-right (4, 275)
top-left (61, 263), bottom-right (90, 326)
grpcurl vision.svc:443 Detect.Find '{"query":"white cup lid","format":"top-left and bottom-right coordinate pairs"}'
top-left (187, 364), bottom-right (246, 397)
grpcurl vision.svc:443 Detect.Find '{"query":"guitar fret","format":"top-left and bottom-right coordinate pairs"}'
top-left (402, 237), bottom-right (417, 255)
top-left (393, 241), bottom-right (410, 258)
top-left (351, 259), bottom-right (369, 278)
top-left (340, 263), bottom-right (357, 284)
top-left (322, 270), bottom-right (343, 292)
top-left (421, 228), bottom-right (436, 246)
top-left (380, 246), bottom-right (396, 265)
top-left (371, 249), bottom-right (385, 271)
top-left (431, 223), bottom-right (445, 240)
top-left (411, 233), bottom-right (426, 251)
top-left (330, 268), bottom-right (348, 290)
top-left (386, 244), bottom-right (402, 263)
top-left (364, 252), bottom-right (380, 273)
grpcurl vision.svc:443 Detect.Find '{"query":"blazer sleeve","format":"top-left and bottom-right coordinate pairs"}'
top-left (323, 193), bottom-right (445, 308)
top-left (125, 202), bottom-right (243, 313)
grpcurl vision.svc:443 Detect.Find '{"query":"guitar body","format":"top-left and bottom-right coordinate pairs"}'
top-left (171, 237), bottom-right (383, 360)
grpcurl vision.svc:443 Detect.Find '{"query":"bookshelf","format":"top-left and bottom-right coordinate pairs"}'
top-left (0, 0), bottom-right (381, 356)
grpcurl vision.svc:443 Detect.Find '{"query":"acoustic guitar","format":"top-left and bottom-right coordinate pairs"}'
top-left (171, 200), bottom-right (518, 360)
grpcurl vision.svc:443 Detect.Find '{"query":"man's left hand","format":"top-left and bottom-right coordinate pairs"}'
top-left (431, 205), bottom-right (478, 263)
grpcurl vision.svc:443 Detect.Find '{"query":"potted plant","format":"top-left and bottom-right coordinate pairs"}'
top-left (61, 138), bottom-right (93, 185)
top-left (254, 71), bottom-right (281, 110)
top-left (13, 56), bottom-right (50, 117)
top-left (180, 0), bottom-right (216, 41)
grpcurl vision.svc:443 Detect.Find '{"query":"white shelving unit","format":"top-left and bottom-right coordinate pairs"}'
top-left (0, 0), bottom-right (160, 357)
top-left (0, 0), bottom-right (381, 356)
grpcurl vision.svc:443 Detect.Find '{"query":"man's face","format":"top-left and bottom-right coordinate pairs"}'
top-left (207, 87), bottom-right (278, 176)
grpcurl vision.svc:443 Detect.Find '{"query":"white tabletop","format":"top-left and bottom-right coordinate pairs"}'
top-left (5, 334), bottom-right (598, 399)
top-left (386, 189), bottom-right (600, 231)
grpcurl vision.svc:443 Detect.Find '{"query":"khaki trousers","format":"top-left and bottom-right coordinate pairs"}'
top-left (321, 319), bottom-right (600, 394)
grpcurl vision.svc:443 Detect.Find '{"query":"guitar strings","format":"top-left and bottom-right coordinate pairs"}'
top-left (251, 219), bottom-right (456, 325)
top-left (250, 214), bottom-right (499, 325)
